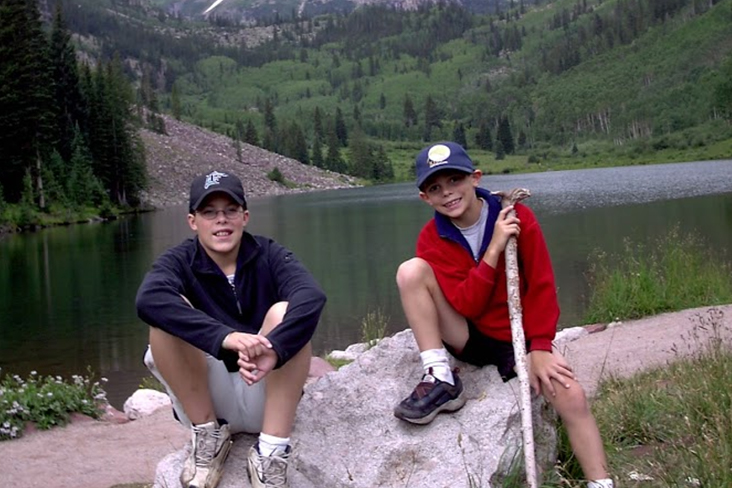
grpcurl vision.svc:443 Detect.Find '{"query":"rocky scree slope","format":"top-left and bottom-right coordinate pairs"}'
top-left (139, 114), bottom-right (357, 208)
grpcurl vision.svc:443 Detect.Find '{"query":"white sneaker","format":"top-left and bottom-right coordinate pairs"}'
top-left (180, 420), bottom-right (233, 488)
top-left (247, 443), bottom-right (291, 488)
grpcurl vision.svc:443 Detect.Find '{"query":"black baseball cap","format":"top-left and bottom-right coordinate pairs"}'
top-left (415, 141), bottom-right (476, 189)
top-left (189, 170), bottom-right (247, 212)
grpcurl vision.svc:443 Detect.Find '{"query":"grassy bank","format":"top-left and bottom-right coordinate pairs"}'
top-left (584, 226), bottom-right (732, 323)
top-left (549, 228), bottom-right (732, 487)
top-left (553, 307), bottom-right (731, 487)
top-left (384, 122), bottom-right (732, 182)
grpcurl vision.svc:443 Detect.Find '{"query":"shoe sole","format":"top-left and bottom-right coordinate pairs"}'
top-left (395, 392), bottom-right (467, 425)
top-left (187, 439), bottom-right (233, 488)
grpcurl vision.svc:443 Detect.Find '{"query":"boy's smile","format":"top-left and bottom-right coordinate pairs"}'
top-left (419, 169), bottom-right (483, 227)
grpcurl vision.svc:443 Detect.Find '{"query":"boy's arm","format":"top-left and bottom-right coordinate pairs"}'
top-left (516, 204), bottom-right (559, 352)
top-left (136, 252), bottom-right (236, 359)
top-left (264, 242), bottom-right (327, 368)
top-left (417, 226), bottom-right (499, 320)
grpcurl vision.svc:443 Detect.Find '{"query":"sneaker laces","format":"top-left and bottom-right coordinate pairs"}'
top-left (253, 448), bottom-right (290, 487)
top-left (413, 368), bottom-right (438, 399)
top-left (192, 424), bottom-right (225, 467)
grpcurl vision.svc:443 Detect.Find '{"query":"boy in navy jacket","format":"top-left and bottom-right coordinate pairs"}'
top-left (393, 143), bottom-right (613, 488)
top-left (137, 170), bottom-right (326, 488)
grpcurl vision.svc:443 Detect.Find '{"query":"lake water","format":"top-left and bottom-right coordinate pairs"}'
top-left (1, 160), bottom-right (731, 408)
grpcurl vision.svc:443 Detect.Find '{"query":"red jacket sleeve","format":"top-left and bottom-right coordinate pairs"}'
top-left (515, 205), bottom-right (559, 351)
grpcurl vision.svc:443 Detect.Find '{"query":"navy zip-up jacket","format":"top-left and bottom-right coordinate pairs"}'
top-left (136, 231), bottom-right (326, 371)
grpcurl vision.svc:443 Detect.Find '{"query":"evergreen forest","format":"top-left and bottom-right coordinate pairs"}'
top-left (1, 0), bottom-right (731, 227)
top-left (0, 0), bottom-right (146, 228)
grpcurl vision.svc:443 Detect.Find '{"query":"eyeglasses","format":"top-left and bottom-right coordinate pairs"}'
top-left (196, 208), bottom-right (243, 220)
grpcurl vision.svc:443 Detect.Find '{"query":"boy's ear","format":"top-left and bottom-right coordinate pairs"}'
top-left (418, 191), bottom-right (430, 203)
top-left (470, 170), bottom-right (482, 185)
top-left (187, 213), bottom-right (198, 232)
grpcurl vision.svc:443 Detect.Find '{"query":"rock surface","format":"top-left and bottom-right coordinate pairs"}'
top-left (155, 329), bottom-right (561, 488)
top-left (139, 115), bottom-right (357, 209)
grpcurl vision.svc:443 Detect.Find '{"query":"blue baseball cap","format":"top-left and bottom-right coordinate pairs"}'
top-left (415, 142), bottom-right (475, 189)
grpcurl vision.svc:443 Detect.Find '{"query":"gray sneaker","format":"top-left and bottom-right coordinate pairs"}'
top-left (180, 420), bottom-right (233, 488)
top-left (247, 442), bottom-right (291, 488)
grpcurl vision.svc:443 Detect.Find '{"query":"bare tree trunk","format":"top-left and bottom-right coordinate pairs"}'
top-left (493, 188), bottom-right (537, 488)
top-left (36, 149), bottom-right (45, 209)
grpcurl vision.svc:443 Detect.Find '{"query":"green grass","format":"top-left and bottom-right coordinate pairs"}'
top-left (0, 368), bottom-right (108, 440)
top-left (360, 307), bottom-right (389, 348)
top-left (554, 308), bottom-right (732, 487)
top-left (583, 226), bottom-right (732, 324)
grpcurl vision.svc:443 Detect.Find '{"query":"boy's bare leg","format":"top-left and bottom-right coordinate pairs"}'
top-left (396, 257), bottom-right (468, 351)
top-left (148, 326), bottom-right (214, 425)
top-left (260, 301), bottom-right (311, 438)
top-left (542, 350), bottom-right (609, 481)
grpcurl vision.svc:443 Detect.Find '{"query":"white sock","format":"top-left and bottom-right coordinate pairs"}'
top-left (588, 479), bottom-right (614, 488)
top-left (420, 348), bottom-right (454, 385)
top-left (258, 433), bottom-right (290, 456)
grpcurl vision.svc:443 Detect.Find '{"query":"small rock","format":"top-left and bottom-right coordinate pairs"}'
top-left (123, 389), bottom-right (172, 420)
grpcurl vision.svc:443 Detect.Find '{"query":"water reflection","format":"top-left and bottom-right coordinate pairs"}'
top-left (1, 160), bottom-right (731, 408)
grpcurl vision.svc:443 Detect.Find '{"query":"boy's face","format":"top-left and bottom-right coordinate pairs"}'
top-left (187, 193), bottom-right (249, 261)
top-left (419, 169), bottom-right (482, 224)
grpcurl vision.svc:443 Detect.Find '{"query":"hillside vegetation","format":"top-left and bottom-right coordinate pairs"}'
top-left (56, 0), bottom-right (732, 182)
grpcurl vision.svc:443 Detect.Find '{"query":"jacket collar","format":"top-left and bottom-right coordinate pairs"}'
top-left (434, 187), bottom-right (503, 259)
top-left (190, 231), bottom-right (261, 275)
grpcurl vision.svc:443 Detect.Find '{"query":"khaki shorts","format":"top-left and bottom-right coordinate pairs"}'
top-left (143, 346), bottom-right (265, 434)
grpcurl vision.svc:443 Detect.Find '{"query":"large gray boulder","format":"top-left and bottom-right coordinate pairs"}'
top-left (155, 329), bottom-right (561, 487)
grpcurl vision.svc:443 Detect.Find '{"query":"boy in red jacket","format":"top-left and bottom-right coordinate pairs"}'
top-left (393, 142), bottom-right (613, 488)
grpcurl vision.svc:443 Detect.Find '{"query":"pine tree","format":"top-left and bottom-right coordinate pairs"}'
top-left (282, 121), bottom-right (309, 164)
top-left (452, 121), bottom-right (467, 149)
top-left (264, 98), bottom-right (277, 133)
top-left (372, 145), bottom-right (394, 182)
top-left (495, 140), bottom-right (506, 160)
top-left (325, 127), bottom-right (345, 173)
top-left (0, 0), bottom-right (57, 203)
top-left (475, 119), bottom-right (493, 151)
top-left (423, 95), bottom-right (441, 141)
top-left (170, 82), bottom-right (182, 120)
top-left (49, 2), bottom-right (85, 164)
top-left (313, 106), bottom-right (324, 142)
top-left (403, 94), bottom-right (417, 128)
top-left (348, 128), bottom-right (372, 178)
top-left (244, 119), bottom-right (259, 146)
top-left (86, 55), bottom-right (146, 206)
top-left (497, 116), bottom-right (515, 155)
top-left (334, 107), bottom-right (348, 146)
top-left (311, 137), bottom-right (324, 168)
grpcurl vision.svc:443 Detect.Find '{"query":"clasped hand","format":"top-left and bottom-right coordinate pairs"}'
top-left (223, 332), bottom-right (276, 385)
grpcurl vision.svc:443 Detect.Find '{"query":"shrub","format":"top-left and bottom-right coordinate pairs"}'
top-left (267, 167), bottom-right (285, 184)
top-left (0, 368), bottom-right (108, 441)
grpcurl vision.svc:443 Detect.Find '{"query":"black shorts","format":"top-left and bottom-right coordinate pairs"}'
top-left (444, 321), bottom-right (527, 383)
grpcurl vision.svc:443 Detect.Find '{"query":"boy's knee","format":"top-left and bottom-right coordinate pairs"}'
top-left (262, 301), bottom-right (288, 331)
top-left (556, 383), bottom-right (591, 418)
top-left (396, 258), bottom-right (433, 289)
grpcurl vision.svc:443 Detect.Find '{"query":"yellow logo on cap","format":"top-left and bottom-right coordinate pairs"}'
top-left (427, 144), bottom-right (451, 168)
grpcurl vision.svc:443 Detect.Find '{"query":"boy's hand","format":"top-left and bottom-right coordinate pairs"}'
top-left (237, 347), bottom-right (277, 385)
top-left (527, 350), bottom-right (575, 397)
top-left (482, 205), bottom-right (521, 267)
top-left (222, 331), bottom-right (272, 361)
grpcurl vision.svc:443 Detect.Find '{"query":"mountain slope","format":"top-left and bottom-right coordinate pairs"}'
top-left (140, 114), bottom-right (357, 208)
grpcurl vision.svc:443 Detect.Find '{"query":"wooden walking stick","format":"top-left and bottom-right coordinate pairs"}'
top-left (493, 188), bottom-right (538, 488)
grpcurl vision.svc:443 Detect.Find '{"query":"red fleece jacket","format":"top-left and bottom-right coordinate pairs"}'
top-left (416, 201), bottom-right (559, 352)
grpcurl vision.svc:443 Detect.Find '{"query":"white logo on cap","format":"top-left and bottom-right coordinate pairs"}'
top-left (427, 144), bottom-right (451, 168)
top-left (204, 171), bottom-right (229, 189)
